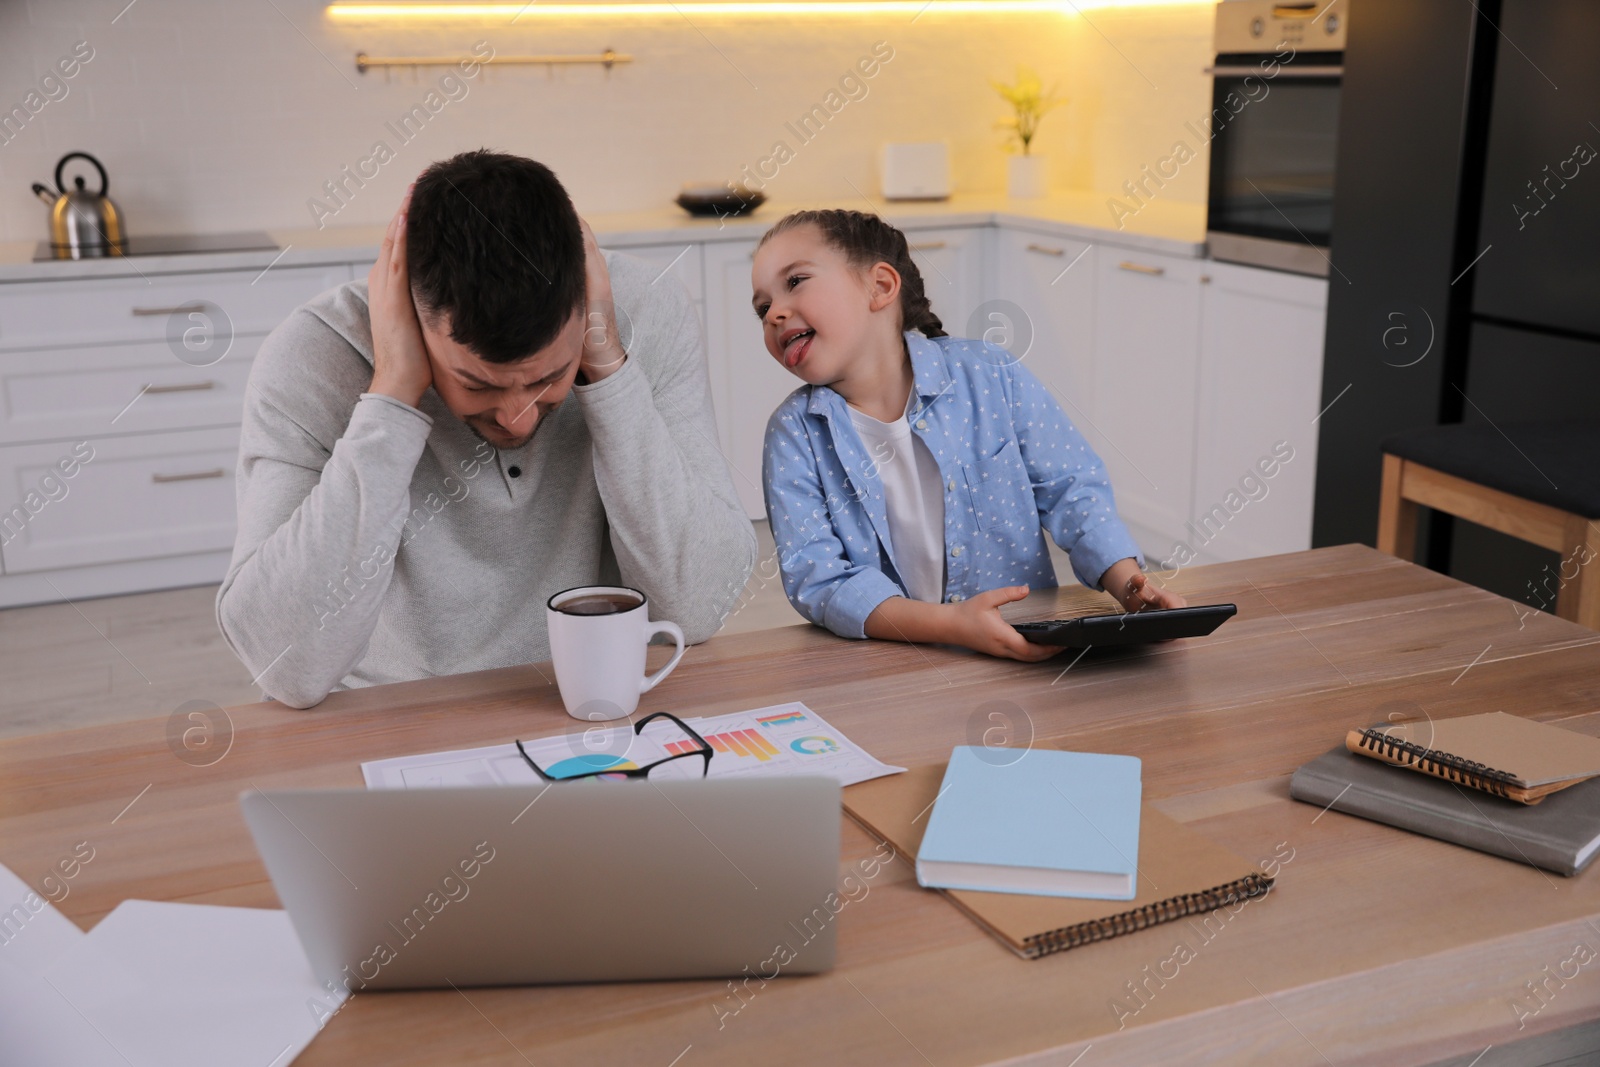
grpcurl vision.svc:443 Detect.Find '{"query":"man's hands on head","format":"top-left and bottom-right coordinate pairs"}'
top-left (576, 217), bottom-right (627, 385)
top-left (367, 208), bottom-right (624, 406)
top-left (1100, 558), bottom-right (1187, 613)
top-left (367, 188), bottom-right (434, 409)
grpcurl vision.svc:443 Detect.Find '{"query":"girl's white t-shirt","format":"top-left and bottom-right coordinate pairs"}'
top-left (848, 398), bottom-right (947, 603)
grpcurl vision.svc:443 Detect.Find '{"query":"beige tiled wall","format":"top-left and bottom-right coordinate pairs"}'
top-left (0, 0), bottom-right (1212, 244)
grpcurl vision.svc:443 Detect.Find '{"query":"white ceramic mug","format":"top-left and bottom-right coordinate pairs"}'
top-left (546, 585), bottom-right (686, 721)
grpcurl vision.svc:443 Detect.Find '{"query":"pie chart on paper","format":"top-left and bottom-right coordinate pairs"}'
top-left (543, 754), bottom-right (638, 779)
top-left (790, 736), bottom-right (840, 755)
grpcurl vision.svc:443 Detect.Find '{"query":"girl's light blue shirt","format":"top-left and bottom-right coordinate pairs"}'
top-left (762, 333), bottom-right (1144, 638)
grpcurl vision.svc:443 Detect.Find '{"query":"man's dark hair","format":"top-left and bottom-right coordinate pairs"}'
top-left (407, 150), bottom-right (586, 364)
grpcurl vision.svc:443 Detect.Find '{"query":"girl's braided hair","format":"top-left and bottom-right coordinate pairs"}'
top-left (757, 209), bottom-right (947, 338)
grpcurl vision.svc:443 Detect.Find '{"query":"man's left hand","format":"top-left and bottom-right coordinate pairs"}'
top-left (577, 217), bottom-right (627, 384)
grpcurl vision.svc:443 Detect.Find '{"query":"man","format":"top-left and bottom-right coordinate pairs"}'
top-left (217, 151), bottom-right (756, 708)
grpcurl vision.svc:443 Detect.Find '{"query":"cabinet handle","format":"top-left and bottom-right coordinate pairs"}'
top-left (145, 381), bottom-right (217, 394)
top-left (132, 304), bottom-right (206, 316)
top-left (1117, 261), bottom-right (1166, 276)
top-left (152, 468), bottom-right (226, 484)
top-left (1026, 243), bottom-right (1065, 257)
top-left (908, 240), bottom-right (947, 252)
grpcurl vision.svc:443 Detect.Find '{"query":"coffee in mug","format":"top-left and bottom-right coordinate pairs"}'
top-left (546, 585), bottom-right (686, 722)
top-left (554, 591), bottom-right (643, 617)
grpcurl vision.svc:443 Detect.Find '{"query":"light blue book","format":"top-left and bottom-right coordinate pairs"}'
top-left (916, 746), bottom-right (1142, 900)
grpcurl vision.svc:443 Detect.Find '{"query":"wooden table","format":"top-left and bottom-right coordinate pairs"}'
top-left (6, 546), bottom-right (1600, 1066)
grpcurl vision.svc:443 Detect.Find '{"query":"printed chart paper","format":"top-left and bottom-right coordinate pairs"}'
top-left (362, 702), bottom-right (903, 789)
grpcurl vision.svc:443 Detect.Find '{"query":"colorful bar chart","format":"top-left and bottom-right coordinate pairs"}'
top-left (667, 729), bottom-right (781, 762)
top-left (756, 710), bottom-right (808, 728)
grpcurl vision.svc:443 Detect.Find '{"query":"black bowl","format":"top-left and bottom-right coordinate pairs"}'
top-left (675, 185), bottom-right (766, 218)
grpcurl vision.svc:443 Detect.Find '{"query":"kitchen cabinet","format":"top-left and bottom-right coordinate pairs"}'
top-left (702, 238), bottom-right (789, 518)
top-left (1079, 253), bottom-right (1326, 567)
top-left (0, 262), bottom-right (352, 605)
top-left (903, 226), bottom-right (986, 342)
top-left (0, 426), bottom-right (239, 574)
top-left (0, 337), bottom-right (259, 444)
top-left (1189, 261), bottom-right (1328, 565)
top-left (0, 265), bottom-right (349, 351)
top-left (1090, 249), bottom-right (1206, 546)
top-left (991, 225), bottom-right (1096, 428)
top-left (601, 240), bottom-right (704, 305)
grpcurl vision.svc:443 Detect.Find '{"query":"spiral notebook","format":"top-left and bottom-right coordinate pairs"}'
top-left (1345, 712), bottom-right (1600, 805)
top-left (844, 762), bottom-right (1273, 959)
top-left (1292, 746), bottom-right (1600, 876)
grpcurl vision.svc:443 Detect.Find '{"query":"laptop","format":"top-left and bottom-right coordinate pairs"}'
top-left (240, 778), bottom-right (840, 990)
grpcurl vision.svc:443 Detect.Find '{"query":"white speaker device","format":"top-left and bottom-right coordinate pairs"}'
top-left (880, 142), bottom-right (951, 201)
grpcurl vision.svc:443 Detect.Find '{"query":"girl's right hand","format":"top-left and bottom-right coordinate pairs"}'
top-left (947, 586), bottom-right (1062, 662)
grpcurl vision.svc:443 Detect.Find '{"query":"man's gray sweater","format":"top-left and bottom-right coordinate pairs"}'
top-left (216, 251), bottom-right (756, 708)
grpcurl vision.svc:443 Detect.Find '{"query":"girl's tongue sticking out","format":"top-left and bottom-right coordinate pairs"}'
top-left (782, 327), bottom-right (815, 368)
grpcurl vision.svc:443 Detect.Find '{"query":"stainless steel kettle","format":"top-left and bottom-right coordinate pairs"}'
top-left (31, 152), bottom-right (125, 259)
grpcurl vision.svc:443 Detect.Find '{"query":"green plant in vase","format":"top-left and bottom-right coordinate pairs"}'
top-left (993, 66), bottom-right (1063, 198)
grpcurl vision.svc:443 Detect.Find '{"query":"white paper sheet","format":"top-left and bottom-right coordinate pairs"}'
top-left (0, 864), bottom-right (346, 1067)
top-left (362, 701), bottom-right (905, 789)
top-left (0, 859), bottom-right (85, 975)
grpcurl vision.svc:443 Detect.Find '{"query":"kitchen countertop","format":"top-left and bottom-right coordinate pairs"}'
top-left (0, 191), bottom-right (1205, 284)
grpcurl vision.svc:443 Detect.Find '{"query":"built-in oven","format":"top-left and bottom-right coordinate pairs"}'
top-left (1205, 0), bottom-right (1346, 277)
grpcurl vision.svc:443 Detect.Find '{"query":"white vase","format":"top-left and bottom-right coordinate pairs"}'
top-left (1007, 154), bottom-right (1047, 199)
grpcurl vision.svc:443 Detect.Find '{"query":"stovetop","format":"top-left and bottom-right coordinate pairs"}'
top-left (33, 231), bottom-right (280, 262)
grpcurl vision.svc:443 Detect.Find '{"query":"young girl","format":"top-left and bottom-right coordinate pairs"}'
top-left (754, 209), bottom-right (1185, 661)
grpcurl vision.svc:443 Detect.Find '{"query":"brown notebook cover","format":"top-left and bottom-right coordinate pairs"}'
top-left (844, 762), bottom-right (1274, 959)
top-left (1345, 712), bottom-right (1600, 804)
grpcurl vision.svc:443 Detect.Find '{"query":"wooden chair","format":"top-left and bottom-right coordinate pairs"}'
top-left (1376, 421), bottom-right (1600, 630)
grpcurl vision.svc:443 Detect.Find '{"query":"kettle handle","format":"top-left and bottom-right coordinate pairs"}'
top-left (55, 152), bottom-right (108, 197)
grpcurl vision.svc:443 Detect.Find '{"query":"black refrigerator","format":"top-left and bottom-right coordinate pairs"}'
top-left (1312, 0), bottom-right (1600, 609)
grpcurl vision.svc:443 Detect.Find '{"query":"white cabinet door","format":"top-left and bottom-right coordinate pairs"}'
top-left (0, 338), bottom-right (258, 444)
top-left (0, 265), bottom-right (351, 352)
top-left (991, 226), bottom-right (1096, 429)
top-left (702, 239), bottom-right (791, 518)
top-left (0, 426), bottom-right (239, 573)
top-left (1189, 262), bottom-right (1328, 565)
top-left (1090, 250), bottom-right (1204, 549)
top-left (902, 226), bottom-right (986, 341)
top-left (600, 241), bottom-right (704, 303)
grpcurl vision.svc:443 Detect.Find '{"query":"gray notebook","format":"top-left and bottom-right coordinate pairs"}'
top-left (1290, 747), bottom-right (1600, 876)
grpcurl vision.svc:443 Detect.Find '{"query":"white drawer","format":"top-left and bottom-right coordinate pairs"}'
top-left (0, 264), bottom-right (350, 352)
top-left (0, 426), bottom-right (238, 574)
top-left (0, 338), bottom-right (257, 444)
top-left (602, 242), bottom-right (705, 303)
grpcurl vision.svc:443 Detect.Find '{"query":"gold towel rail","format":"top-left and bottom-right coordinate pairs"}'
top-left (355, 50), bottom-right (632, 73)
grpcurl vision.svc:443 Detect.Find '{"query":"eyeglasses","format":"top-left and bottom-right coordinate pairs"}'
top-left (515, 711), bottom-right (713, 783)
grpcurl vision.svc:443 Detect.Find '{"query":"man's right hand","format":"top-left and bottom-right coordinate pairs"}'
top-left (366, 189), bottom-right (433, 409)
